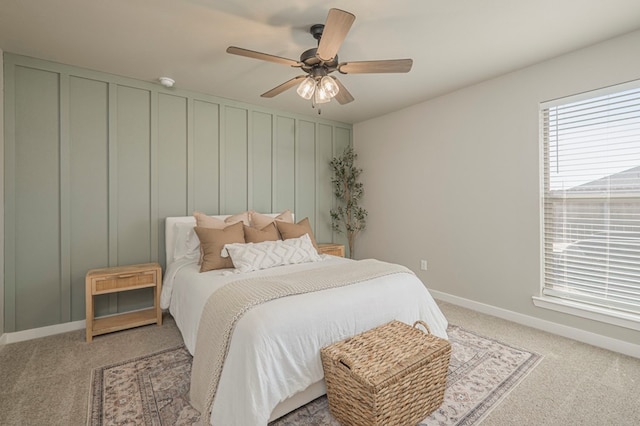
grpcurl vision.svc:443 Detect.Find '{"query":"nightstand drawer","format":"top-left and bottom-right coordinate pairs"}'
top-left (317, 243), bottom-right (345, 257)
top-left (92, 270), bottom-right (157, 294)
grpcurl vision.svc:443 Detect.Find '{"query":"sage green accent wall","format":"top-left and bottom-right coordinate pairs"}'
top-left (3, 53), bottom-right (351, 332)
top-left (251, 111), bottom-right (273, 213)
top-left (192, 100), bottom-right (220, 214)
top-left (69, 76), bottom-right (109, 320)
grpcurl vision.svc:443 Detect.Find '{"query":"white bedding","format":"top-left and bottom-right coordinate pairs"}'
top-left (161, 255), bottom-right (448, 425)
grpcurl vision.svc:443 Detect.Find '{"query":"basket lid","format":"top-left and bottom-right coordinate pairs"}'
top-left (322, 320), bottom-right (451, 391)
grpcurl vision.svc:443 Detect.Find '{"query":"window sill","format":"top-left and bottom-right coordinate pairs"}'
top-left (532, 296), bottom-right (640, 332)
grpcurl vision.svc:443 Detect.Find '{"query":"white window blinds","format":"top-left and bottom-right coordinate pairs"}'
top-left (541, 81), bottom-right (640, 315)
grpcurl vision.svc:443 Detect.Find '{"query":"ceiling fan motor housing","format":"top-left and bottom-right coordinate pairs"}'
top-left (299, 23), bottom-right (339, 75)
top-left (300, 47), bottom-right (338, 71)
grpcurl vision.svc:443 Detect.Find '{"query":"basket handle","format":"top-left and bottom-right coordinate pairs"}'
top-left (413, 320), bottom-right (431, 335)
top-left (337, 356), bottom-right (353, 370)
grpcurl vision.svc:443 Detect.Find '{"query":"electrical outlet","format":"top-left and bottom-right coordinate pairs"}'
top-left (420, 260), bottom-right (428, 271)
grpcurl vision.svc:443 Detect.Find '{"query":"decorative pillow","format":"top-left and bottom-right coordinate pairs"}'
top-left (194, 211), bottom-right (250, 228)
top-left (195, 222), bottom-right (245, 272)
top-left (225, 211), bottom-right (251, 226)
top-left (193, 211), bottom-right (250, 264)
top-left (243, 223), bottom-right (280, 243)
top-left (194, 211), bottom-right (226, 229)
top-left (250, 210), bottom-right (293, 229)
top-left (276, 217), bottom-right (319, 249)
top-left (172, 222), bottom-right (200, 261)
top-left (223, 234), bottom-right (321, 273)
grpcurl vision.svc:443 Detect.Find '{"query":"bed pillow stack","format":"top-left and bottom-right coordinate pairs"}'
top-left (193, 210), bottom-right (320, 273)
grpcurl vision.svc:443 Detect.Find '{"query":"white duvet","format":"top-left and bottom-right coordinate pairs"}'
top-left (161, 255), bottom-right (448, 426)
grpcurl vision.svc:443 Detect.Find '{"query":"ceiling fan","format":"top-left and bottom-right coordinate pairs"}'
top-left (226, 8), bottom-right (413, 111)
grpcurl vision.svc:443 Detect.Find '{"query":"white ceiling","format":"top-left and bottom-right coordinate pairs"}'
top-left (2, 0), bottom-right (640, 124)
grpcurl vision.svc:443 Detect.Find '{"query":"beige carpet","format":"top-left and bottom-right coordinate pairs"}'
top-left (2, 302), bottom-right (640, 425)
top-left (87, 325), bottom-right (541, 425)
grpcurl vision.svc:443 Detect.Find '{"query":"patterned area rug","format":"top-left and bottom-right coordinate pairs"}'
top-left (88, 325), bottom-right (541, 425)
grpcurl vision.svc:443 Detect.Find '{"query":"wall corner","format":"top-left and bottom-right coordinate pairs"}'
top-left (1, 48), bottom-right (5, 337)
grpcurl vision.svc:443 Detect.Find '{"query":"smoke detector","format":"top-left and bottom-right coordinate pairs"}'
top-left (158, 77), bottom-right (175, 88)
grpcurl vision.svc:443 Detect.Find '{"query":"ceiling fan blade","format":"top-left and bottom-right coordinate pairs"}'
top-left (316, 8), bottom-right (355, 62)
top-left (332, 77), bottom-right (354, 105)
top-left (339, 59), bottom-right (413, 74)
top-left (227, 46), bottom-right (301, 67)
top-left (261, 75), bottom-right (307, 98)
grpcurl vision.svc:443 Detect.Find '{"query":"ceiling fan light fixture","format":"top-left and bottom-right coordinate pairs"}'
top-left (296, 76), bottom-right (316, 100)
top-left (314, 84), bottom-right (332, 104)
top-left (320, 76), bottom-right (339, 98)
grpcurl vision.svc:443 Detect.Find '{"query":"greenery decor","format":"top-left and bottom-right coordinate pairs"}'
top-left (330, 147), bottom-right (368, 258)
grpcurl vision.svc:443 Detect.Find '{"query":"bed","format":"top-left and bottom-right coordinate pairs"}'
top-left (161, 214), bottom-right (449, 425)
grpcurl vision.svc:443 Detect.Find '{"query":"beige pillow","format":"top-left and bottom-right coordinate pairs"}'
top-left (195, 222), bottom-right (245, 272)
top-left (250, 210), bottom-right (293, 229)
top-left (244, 223), bottom-right (281, 243)
top-left (194, 211), bottom-right (250, 228)
top-left (276, 217), bottom-right (318, 249)
top-left (225, 211), bottom-right (251, 226)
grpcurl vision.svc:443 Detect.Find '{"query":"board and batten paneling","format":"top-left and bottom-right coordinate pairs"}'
top-left (251, 111), bottom-right (273, 213)
top-left (2, 53), bottom-right (352, 332)
top-left (69, 76), bottom-right (110, 319)
top-left (274, 116), bottom-right (296, 213)
top-left (222, 106), bottom-right (249, 214)
top-left (296, 120), bottom-right (317, 230)
top-left (192, 100), bottom-right (220, 215)
top-left (12, 66), bottom-right (61, 330)
top-left (315, 124), bottom-right (336, 244)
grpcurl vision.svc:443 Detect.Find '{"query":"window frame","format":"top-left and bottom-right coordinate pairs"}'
top-left (535, 79), bottom-right (640, 331)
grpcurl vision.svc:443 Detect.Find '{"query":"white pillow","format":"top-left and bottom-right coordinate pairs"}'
top-left (172, 222), bottom-right (200, 261)
top-left (222, 234), bottom-right (321, 273)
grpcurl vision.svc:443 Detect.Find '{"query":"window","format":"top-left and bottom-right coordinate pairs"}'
top-left (539, 81), bottom-right (640, 323)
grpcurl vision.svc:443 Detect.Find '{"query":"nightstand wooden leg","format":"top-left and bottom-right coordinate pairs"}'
top-left (85, 275), bottom-right (94, 342)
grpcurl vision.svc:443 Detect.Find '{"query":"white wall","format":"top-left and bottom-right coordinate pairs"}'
top-left (354, 30), bottom-right (640, 346)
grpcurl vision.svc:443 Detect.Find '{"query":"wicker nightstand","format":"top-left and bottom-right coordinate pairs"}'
top-left (85, 262), bottom-right (162, 342)
top-left (317, 243), bottom-right (345, 257)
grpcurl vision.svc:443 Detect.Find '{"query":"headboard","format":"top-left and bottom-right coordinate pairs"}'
top-left (165, 213), bottom-right (290, 266)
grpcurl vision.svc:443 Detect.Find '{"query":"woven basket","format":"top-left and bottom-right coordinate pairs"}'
top-left (320, 320), bottom-right (451, 426)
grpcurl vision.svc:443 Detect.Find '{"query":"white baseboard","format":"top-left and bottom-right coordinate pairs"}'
top-left (0, 319), bottom-right (86, 345)
top-left (430, 289), bottom-right (640, 359)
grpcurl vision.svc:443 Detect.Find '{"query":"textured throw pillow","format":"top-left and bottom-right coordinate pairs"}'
top-left (223, 234), bottom-right (321, 273)
top-left (250, 210), bottom-right (294, 229)
top-left (276, 217), bottom-right (319, 249)
top-left (243, 223), bottom-right (280, 243)
top-left (195, 222), bottom-right (245, 272)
